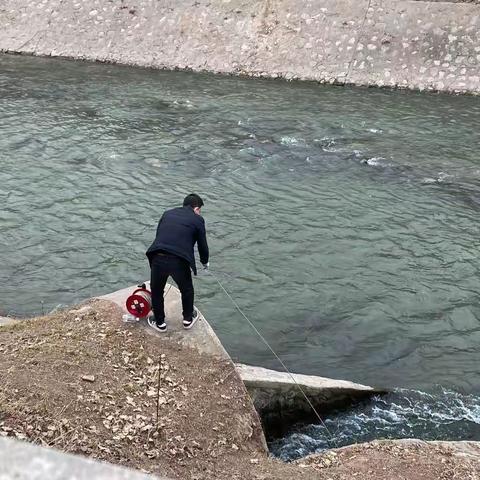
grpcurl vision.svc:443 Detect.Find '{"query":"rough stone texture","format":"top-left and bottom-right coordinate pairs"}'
top-left (237, 363), bottom-right (386, 438)
top-left (0, 437), bottom-right (168, 480)
top-left (0, 0), bottom-right (479, 94)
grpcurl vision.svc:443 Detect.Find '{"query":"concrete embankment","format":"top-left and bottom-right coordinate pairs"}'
top-left (0, 0), bottom-right (479, 94)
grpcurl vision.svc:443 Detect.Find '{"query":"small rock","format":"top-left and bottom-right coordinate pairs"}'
top-left (81, 375), bottom-right (95, 383)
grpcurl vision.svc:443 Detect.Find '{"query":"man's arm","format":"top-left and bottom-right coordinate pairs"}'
top-left (197, 218), bottom-right (209, 266)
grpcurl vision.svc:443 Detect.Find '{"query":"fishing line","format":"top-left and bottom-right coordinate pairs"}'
top-left (206, 268), bottom-right (337, 448)
top-left (164, 284), bottom-right (173, 298)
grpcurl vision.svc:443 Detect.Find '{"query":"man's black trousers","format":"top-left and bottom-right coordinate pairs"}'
top-left (150, 253), bottom-right (194, 323)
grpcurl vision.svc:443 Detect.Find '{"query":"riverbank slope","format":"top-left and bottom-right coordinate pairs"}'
top-left (1, 300), bottom-right (479, 479)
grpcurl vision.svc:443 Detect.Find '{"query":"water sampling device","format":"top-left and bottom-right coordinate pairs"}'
top-left (125, 283), bottom-right (152, 319)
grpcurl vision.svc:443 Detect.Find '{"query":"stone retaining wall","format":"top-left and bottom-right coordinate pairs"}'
top-left (0, 0), bottom-right (479, 93)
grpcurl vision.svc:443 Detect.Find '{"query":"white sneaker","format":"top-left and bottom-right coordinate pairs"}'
top-left (147, 316), bottom-right (167, 333)
top-left (183, 309), bottom-right (199, 330)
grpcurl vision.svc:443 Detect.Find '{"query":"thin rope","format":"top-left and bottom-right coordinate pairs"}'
top-left (164, 284), bottom-right (173, 298)
top-left (207, 269), bottom-right (337, 448)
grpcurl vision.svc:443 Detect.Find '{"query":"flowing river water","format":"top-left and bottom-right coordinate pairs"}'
top-left (1, 54), bottom-right (480, 457)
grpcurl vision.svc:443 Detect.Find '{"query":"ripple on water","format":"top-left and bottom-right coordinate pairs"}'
top-left (1, 54), bottom-right (480, 400)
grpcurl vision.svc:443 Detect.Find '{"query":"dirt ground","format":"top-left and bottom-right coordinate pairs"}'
top-left (0, 301), bottom-right (479, 480)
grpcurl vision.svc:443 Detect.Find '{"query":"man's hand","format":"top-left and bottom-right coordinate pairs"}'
top-left (202, 262), bottom-right (210, 270)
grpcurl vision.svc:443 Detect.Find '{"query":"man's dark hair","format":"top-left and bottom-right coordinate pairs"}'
top-left (183, 193), bottom-right (204, 209)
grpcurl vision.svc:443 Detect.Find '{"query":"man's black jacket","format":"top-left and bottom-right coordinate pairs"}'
top-left (146, 206), bottom-right (209, 275)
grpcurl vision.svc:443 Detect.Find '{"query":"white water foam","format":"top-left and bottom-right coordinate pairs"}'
top-left (361, 156), bottom-right (388, 166)
top-left (280, 136), bottom-right (301, 146)
top-left (270, 387), bottom-right (480, 461)
top-left (314, 137), bottom-right (337, 152)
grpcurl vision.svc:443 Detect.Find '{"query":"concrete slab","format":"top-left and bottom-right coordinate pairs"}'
top-left (237, 363), bottom-right (383, 393)
top-left (0, 316), bottom-right (17, 327)
top-left (97, 283), bottom-right (230, 360)
top-left (236, 363), bottom-right (387, 438)
top-left (0, 436), bottom-right (168, 480)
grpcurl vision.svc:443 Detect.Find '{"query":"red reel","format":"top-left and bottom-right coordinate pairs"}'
top-left (125, 287), bottom-right (152, 318)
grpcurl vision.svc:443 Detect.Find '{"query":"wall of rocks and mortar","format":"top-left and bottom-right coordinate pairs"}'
top-left (0, 0), bottom-right (479, 94)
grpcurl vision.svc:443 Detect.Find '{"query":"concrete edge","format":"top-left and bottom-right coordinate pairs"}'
top-left (236, 363), bottom-right (386, 393)
top-left (96, 282), bottom-right (231, 361)
top-left (0, 316), bottom-right (18, 327)
top-left (0, 436), bottom-right (168, 479)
